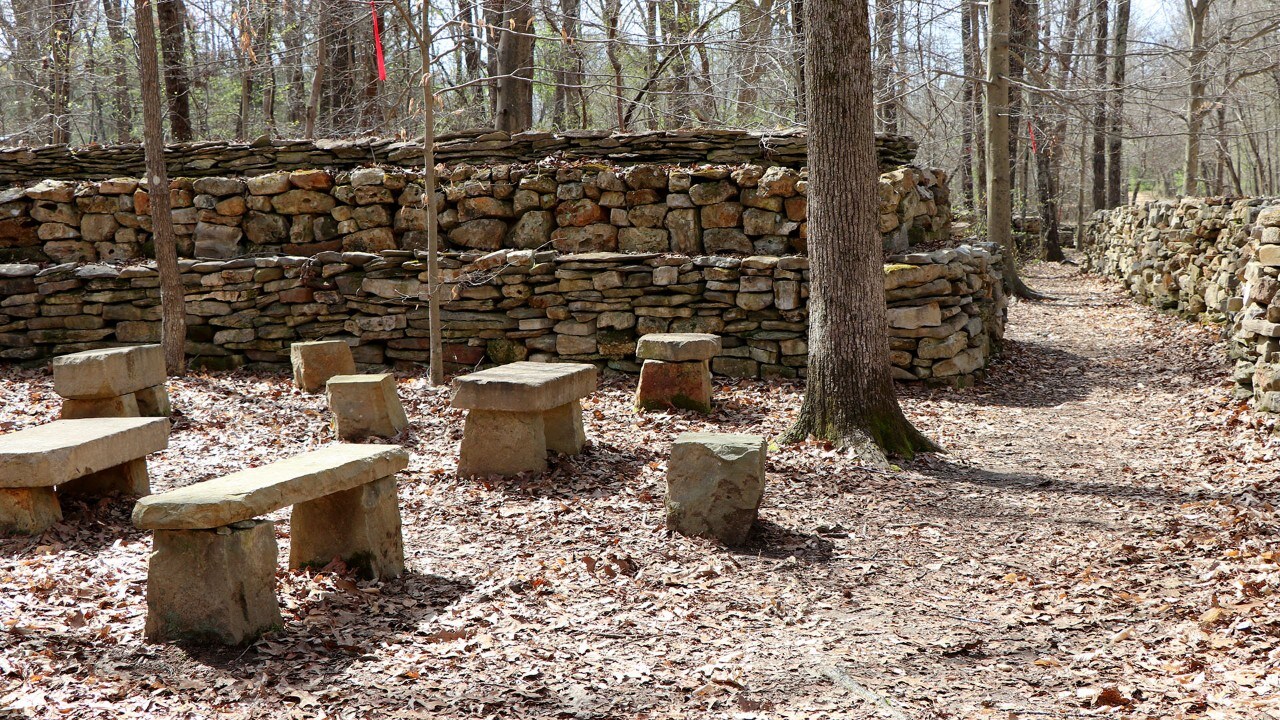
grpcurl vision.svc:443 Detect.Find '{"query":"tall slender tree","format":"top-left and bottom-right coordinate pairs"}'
top-left (781, 0), bottom-right (936, 462)
top-left (135, 0), bottom-right (187, 375)
top-left (156, 0), bottom-right (193, 142)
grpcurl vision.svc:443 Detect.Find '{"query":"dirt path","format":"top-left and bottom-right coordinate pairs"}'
top-left (3, 262), bottom-right (1279, 719)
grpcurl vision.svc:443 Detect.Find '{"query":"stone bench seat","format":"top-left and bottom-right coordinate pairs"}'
top-left (133, 443), bottom-right (410, 645)
top-left (451, 361), bottom-right (597, 476)
top-left (635, 333), bottom-right (722, 413)
top-left (0, 417), bottom-right (170, 534)
top-left (53, 345), bottom-right (170, 418)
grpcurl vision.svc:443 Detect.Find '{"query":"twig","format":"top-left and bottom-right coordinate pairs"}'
top-left (814, 658), bottom-right (914, 720)
top-left (938, 613), bottom-right (995, 626)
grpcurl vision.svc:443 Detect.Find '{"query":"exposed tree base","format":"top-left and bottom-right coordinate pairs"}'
top-left (780, 409), bottom-right (941, 468)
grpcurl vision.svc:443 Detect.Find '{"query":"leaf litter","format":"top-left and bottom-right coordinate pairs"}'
top-left (1, 261), bottom-right (1279, 718)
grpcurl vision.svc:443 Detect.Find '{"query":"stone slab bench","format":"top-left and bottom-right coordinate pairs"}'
top-left (0, 417), bottom-right (170, 534)
top-left (132, 443), bottom-right (409, 645)
top-left (53, 345), bottom-right (170, 418)
top-left (635, 333), bottom-right (722, 413)
top-left (450, 361), bottom-right (597, 476)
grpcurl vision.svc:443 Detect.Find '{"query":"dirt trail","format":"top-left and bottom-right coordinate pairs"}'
top-left (2, 262), bottom-right (1278, 720)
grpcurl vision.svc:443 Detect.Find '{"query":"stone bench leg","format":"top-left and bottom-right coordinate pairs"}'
top-left (458, 409), bottom-right (547, 477)
top-left (0, 488), bottom-right (62, 535)
top-left (58, 458), bottom-right (150, 498)
top-left (289, 476), bottom-right (404, 580)
top-left (636, 359), bottom-right (713, 413)
top-left (61, 393), bottom-right (140, 419)
top-left (134, 385), bottom-right (171, 417)
top-left (144, 520), bottom-right (282, 645)
top-left (543, 401), bottom-right (586, 455)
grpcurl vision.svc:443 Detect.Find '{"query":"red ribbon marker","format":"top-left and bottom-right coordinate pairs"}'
top-left (371, 2), bottom-right (387, 82)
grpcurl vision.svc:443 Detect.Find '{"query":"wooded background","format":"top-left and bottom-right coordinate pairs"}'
top-left (1, 0), bottom-right (1278, 219)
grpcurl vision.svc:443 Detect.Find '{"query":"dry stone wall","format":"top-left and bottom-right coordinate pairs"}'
top-left (0, 243), bottom-right (1005, 382)
top-left (0, 164), bottom-right (950, 265)
top-left (0, 130), bottom-right (919, 187)
top-left (1084, 196), bottom-right (1280, 411)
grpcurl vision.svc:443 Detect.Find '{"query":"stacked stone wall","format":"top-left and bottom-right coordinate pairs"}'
top-left (1084, 196), bottom-right (1280, 410)
top-left (0, 164), bottom-right (950, 265)
top-left (0, 129), bottom-right (918, 187)
top-left (0, 244), bottom-right (1005, 382)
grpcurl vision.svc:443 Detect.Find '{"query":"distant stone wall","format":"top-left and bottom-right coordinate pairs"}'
top-left (1084, 196), bottom-right (1280, 410)
top-left (0, 129), bottom-right (919, 186)
top-left (0, 164), bottom-right (951, 265)
top-left (0, 243), bottom-right (1005, 382)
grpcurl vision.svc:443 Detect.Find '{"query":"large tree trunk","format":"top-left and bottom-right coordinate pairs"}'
top-left (1089, 0), bottom-right (1108, 210)
top-left (494, 0), bottom-right (535, 132)
top-left (103, 0), bottom-right (134, 142)
top-left (48, 0), bottom-right (77, 145)
top-left (135, 0), bottom-right (187, 376)
top-left (1105, 0), bottom-right (1130, 207)
top-left (156, 0), bottom-right (193, 141)
top-left (782, 0), bottom-right (936, 462)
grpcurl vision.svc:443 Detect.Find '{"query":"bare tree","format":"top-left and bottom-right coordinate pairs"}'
top-left (782, 0), bottom-right (936, 462)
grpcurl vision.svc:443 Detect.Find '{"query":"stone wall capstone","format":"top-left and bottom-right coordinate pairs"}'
top-left (1084, 196), bottom-right (1280, 411)
top-left (0, 243), bottom-right (1006, 382)
top-left (0, 129), bottom-right (919, 187)
top-left (0, 164), bottom-right (951, 265)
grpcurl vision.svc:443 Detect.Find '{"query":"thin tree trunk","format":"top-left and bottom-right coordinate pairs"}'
top-left (1183, 0), bottom-right (1210, 195)
top-left (49, 0), bottom-right (77, 145)
top-left (1089, 0), bottom-right (1108, 209)
top-left (872, 0), bottom-right (897, 132)
top-left (782, 0), bottom-right (936, 462)
top-left (135, 0), bottom-right (187, 376)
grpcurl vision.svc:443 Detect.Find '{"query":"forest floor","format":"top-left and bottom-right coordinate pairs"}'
top-left (3, 260), bottom-right (1280, 719)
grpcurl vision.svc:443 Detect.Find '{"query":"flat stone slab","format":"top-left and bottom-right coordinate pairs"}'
top-left (0, 418), bottom-right (170, 488)
top-left (451, 361), bottom-right (597, 412)
top-left (132, 444), bottom-right (410, 530)
top-left (636, 333), bottom-right (722, 362)
top-left (52, 345), bottom-right (166, 399)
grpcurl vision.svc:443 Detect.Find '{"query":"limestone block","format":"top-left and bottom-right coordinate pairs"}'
top-left (451, 361), bottom-right (597, 413)
top-left (52, 344), bottom-right (165, 399)
top-left (543, 402), bottom-right (586, 455)
top-left (134, 384), bottom-right (172, 417)
top-left (0, 487), bottom-right (62, 535)
top-left (326, 373), bottom-right (409, 440)
top-left (886, 303), bottom-right (942, 329)
top-left (289, 475), bottom-right (404, 579)
top-left (132, 444), bottom-right (410, 530)
top-left (60, 393), bottom-right (140, 419)
top-left (0, 417), bottom-right (169, 488)
top-left (666, 432), bottom-right (767, 545)
top-left (635, 333), bottom-right (721, 362)
top-left (458, 409), bottom-right (547, 477)
top-left (144, 520), bottom-right (282, 645)
top-left (636, 359), bottom-right (713, 413)
top-left (290, 340), bottom-right (356, 393)
top-left (58, 457), bottom-right (149, 498)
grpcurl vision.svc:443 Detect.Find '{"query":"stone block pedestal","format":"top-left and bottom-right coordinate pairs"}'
top-left (144, 520), bottom-right (282, 645)
top-left (289, 475), bottom-right (404, 579)
top-left (326, 373), bottom-right (408, 440)
top-left (58, 457), bottom-right (150, 498)
top-left (635, 333), bottom-right (721, 413)
top-left (458, 409), bottom-right (548, 476)
top-left (666, 432), bottom-right (767, 545)
top-left (0, 488), bottom-right (62, 535)
top-left (291, 340), bottom-right (356, 393)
